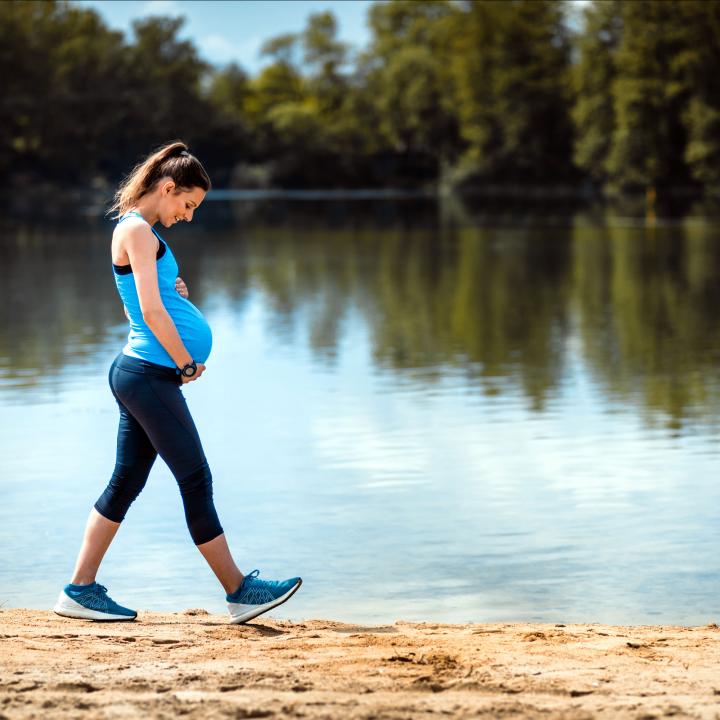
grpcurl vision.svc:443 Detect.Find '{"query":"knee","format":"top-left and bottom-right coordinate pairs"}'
top-left (178, 461), bottom-right (214, 498)
top-left (177, 462), bottom-right (223, 545)
top-left (94, 460), bottom-right (152, 522)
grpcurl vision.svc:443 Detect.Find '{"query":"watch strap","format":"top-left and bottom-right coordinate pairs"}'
top-left (179, 361), bottom-right (197, 377)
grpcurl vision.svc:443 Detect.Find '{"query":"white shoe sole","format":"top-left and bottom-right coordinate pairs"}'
top-left (227, 578), bottom-right (302, 624)
top-left (53, 591), bottom-right (137, 622)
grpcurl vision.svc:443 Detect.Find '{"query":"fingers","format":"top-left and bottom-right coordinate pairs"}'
top-left (175, 277), bottom-right (189, 298)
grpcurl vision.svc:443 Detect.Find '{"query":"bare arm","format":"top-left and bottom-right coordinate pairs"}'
top-left (123, 224), bottom-right (204, 382)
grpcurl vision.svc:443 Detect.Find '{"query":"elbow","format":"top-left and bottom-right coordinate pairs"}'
top-left (142, 307), bottom-right (164, 326)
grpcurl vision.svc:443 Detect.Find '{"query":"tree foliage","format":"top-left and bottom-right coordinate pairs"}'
top-left (574, 0), bottom-right (720, 192)
top-left (2, 0), bottom-right (720, 196)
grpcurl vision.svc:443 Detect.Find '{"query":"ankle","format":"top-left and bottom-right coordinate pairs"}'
top-left (227, 573), bottom-right (245, 595)
top-left (70, 577), bottom-right (95, 586)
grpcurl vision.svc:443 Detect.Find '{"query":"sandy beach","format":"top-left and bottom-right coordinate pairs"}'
top-left (1, 608), bottom-right (719, 719)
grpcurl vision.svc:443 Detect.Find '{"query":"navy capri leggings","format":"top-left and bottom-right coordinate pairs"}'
top-left (94, 353), bottom-right (223, 545)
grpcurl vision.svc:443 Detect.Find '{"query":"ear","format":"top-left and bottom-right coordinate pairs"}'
top-left (161, 179), bottom-right (176, 195)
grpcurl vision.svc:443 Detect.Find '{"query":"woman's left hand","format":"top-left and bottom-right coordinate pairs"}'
top-left (175, 276), bottom-right (189, 298)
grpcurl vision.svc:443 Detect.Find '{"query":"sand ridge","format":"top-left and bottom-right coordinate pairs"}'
top-left (1, 609), bottom-right (719, 718)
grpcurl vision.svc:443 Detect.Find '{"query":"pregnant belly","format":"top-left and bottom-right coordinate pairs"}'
top-left (173, 301), bottom-right (213, 363)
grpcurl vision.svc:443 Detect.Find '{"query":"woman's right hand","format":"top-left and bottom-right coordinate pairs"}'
top-left (181, 363), bottom-right (206, 383)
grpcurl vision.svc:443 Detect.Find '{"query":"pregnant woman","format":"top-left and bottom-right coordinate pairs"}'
top-left (54, 141), bottom-right (301, 623)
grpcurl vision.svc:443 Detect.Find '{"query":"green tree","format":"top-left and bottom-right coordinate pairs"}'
top-left (301, 11), bottom-right (349, 115)
top-left (121, 16), bottom-right (212, 156)
top-left (362, 1), bottom-right (459, 179)
top-left (605, 1), bottom-right (692, 191)
top-left (0, 1), bottom-right (127, 183)
top-left (571, 0), bottom-right (621, 185)
top-left (206, 63), bottom-right (251, 124)
top-left (447, 0), bottom-right (574, 185)
top-left (677, 2), bottom-right (720, 188)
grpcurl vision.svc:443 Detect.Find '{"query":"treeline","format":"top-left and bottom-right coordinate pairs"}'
top-left (2, 0), bottom-right (720, 195)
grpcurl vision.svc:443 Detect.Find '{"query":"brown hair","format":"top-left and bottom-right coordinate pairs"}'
top-left (107, 140), bottom-right (211, 220)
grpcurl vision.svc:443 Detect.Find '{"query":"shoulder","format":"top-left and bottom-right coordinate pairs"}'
top-left (114, 217), bottom-right (158, 250)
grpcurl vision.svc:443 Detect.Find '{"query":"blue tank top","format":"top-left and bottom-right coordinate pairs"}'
top-left (112, 210), bottom-right (213, 367)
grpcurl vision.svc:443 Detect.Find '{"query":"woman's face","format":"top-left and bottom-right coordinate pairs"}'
top-left (159, 180), bottom-right (206, 227)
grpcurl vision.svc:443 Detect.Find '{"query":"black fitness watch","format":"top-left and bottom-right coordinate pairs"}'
top-left (178, 361), bottom-right (198, 378)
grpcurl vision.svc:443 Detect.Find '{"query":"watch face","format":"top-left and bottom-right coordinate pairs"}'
top-left (182, 363), bottom-right (197, 377)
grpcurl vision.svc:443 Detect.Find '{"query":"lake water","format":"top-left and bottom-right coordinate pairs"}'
top-left (1, 196), bottom-right (719, 625)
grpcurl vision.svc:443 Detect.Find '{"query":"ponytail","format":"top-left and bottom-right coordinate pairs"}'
top-left (107, 140), bottom-right (211, 220)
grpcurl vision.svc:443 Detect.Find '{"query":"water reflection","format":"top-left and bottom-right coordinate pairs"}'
top-left (4, 202), bottom-right (720, 431)
top-left (1, 199), bottom-right (719, 624)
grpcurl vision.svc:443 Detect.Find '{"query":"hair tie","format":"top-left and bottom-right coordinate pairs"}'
top-left (179, 150), bottom-right (190, 157)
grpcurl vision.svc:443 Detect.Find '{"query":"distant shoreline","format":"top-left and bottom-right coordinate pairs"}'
top-left (5, 182), bottom-right (716, 223)
top-left (4, 183), bottom-right (581, 221)
top-left (2, 608), bottom-right (718, 718)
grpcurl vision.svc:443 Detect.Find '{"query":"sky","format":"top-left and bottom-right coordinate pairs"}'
top-left (72, 0), bottom-right (590, 75)
top-left (73, 0), bottom-right (377, 74)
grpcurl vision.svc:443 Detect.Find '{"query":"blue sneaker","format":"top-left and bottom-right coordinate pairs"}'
top-left (53, 582), bottom-right (137, 621)
top-left (226, 569), bottom-right (302, 624)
